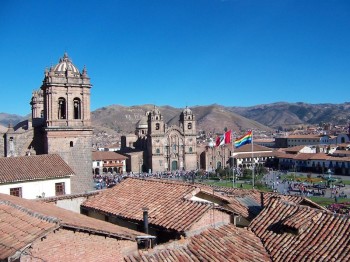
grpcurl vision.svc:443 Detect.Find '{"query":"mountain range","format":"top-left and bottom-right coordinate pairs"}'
top-left (1, 102), bottom-right (350, 145)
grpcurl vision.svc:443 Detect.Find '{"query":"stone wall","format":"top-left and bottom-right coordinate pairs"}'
top-left (46, 128), bottom-right (93, 194)
top-left (186, 209), bottom-right (231, 237)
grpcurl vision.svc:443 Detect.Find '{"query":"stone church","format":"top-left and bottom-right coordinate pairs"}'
top-left (121, 106), bottom-right (198, 173)
top-left (1, 53), bottom-right (93, 193)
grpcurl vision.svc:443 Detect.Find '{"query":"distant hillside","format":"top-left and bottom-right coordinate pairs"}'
top-left (91, 104), bottom-right (272, 137)
top-left (2, 102), bottom-right (350, 147)
top-left (0, 113), bottom-right (26, 128)
top-left (228, 102), bottom-right (350, 129)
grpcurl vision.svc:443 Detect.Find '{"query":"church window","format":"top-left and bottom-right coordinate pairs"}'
top-left (40, 110), bottom-right (44, 118)
top-left (188, 116), bottom-right (191, 120)
top-left (10, 187), bottom-right (22, 198)
top-left (156, 148), bottom-right (160, 154)
top-left (188, 123), bottom-right (192, 129)
top-left (189, 147), bottom-right (193, 153)
top-left (70, 141), bottom-right (74, 147)
top-left (55, 182), bottom-right (65, 196)
top-left (58, 97), bottom-right (66, 119)
top-left (156, 123), bottom-right (160, 130)
top-left (73, 98), bottom-right (81, 119)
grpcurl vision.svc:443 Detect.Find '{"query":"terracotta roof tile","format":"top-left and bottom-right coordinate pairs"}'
top-left (249, 197), bottom-right (350, 261)
top-left (282, 145), bottom-right (306, 152)
top-left (287, 134), bottom-right (321, 139)
top-left (0, 193), bottom-right (143, 244)
top-left (92, 151), bottom-right (127, 161)
top-left (195, 184), bottom-right (325, 218)
top-left (0, 200), bottom-right (57, 259)
top-left (82, 178), bottom-right (220, 232)
top-left (292, 153), bottom-right (316, 160)
top-left (125, 224), bottom-right (271, 262)
top-left (0, 154), bottom-right (74, 183)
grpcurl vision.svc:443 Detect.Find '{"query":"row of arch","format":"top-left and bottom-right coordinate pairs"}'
top-left (58, 97), bottom-right (81, 119)
top-left (93, 167), bottom-right (123, 175)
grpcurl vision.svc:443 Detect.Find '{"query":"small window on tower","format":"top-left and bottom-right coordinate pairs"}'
top-left (40, 110), bottom-right (44, 118)
top-left (156, 123), bottom-right (160, 130)
top-left (70, 141), bottom-right (74, 147)
top-left (58, 97), bottom-right (66, 119)
top-left (188, 123), bottom-right (192, 129)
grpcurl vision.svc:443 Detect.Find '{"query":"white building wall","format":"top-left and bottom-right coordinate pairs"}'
top-left (54, 197), bottom-right (86, 213)
top-left (0, 177), bottom-right (71, 199)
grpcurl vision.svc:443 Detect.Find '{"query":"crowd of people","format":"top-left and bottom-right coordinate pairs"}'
top-left (93, 170), bottom-right (207, 189)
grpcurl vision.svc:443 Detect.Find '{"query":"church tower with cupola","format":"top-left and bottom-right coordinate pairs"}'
top-left (147, 106), bottom-right (166, 172)
top-left (41, 53), bottom-right (93, 193)
top-left (179, 106), bottom-right (197, 170)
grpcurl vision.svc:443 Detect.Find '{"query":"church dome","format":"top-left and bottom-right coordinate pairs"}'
top-left (182, 106), bottom-right (192, 115)
top-left (52, 53), bottom-right (80, 74)
top-left (136, 116), bottom-right (148, 129)
top-left (150, 106), bottom-right (161, 116)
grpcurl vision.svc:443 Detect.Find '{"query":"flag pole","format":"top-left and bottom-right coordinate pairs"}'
top-left (252, 130), bottom-right (254, 189)
top-left (232, 131), bottom-right (235, 188)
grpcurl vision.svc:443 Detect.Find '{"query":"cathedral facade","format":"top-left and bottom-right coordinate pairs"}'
top-left (3, 53), bottom-right (93, 193)
top-left (122, 106), bottom-right (198, 173)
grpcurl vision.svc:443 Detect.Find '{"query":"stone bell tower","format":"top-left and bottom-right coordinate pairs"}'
top-left (179, 107), bottom-right (197, 170)
top-left (41, 53), bottom-right (93, 193)
top-left (147, 106), bottom-right (165, 172)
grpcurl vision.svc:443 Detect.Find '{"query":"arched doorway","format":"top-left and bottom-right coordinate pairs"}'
top-left (171, 160), bottom-right (178, 171)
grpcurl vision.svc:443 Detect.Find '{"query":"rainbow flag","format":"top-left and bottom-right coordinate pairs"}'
top-left (234, 131), bottom-right (252, 148)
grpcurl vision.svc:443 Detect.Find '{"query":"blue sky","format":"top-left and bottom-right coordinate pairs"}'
top-left (0, 0), bottom-right (349, 116)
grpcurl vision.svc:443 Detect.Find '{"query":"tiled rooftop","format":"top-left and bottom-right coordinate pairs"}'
top-left (197, 184), bottom-right (325, 218)
top-left (0, 193), bottom-right (142, 241)
top-left (92, 150), bottom-right (127, 161)
top-left (82, 178), bottom-right (223, 232)
top-left (249, 197), bottom-right (350, 261)
top-left (125, 224), bottom-right (271, 262)
top-left (0, 200), bottom-right (58, 259)
top-left (0, 154), bottom-right (74, 183)
top-left (0, 193), bottom-right (144, 260)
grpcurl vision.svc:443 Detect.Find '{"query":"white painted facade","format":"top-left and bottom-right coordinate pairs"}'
top-left (54, 196), bottom-right (87, 213)
top-left (0, 177), bottom-right (71, 199)
top-left (92, 159), bottom-right (127, 174)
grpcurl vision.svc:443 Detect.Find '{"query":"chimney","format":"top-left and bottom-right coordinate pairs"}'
top-left (142, 207), bottom-right (149, 234)
top-left (260, 192), bottom-right (264, 208)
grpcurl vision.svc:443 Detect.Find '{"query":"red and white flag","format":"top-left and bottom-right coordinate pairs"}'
top-left (216, 130), bottom-right (232, 146)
